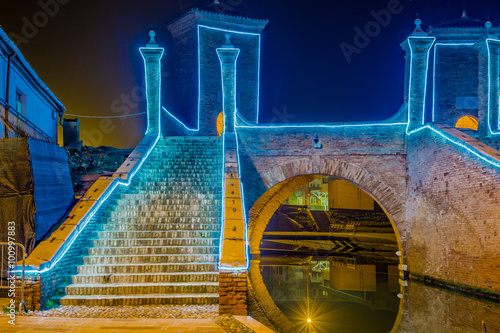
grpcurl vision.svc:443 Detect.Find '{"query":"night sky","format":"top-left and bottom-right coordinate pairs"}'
top-left (1, 0), bottom-right (500, 148)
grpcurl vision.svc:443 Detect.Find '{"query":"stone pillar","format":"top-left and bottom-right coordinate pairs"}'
top-left (476, 24), bottom-right (500, 137)
top-left (140, 30), bottom-right (164, 135)
top-left (401, 19), bottom-right (435, 133)
top-left (216, 33), bottom-right (240, 133)
top-left (486, 38), bottom-right (500, 135)
top-left (14, 272), bottom-right (41, 312)
top-left (217, 34), bottom-right (248, 315)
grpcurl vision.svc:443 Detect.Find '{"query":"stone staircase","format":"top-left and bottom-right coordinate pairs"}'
top-left (60, 137), bottom-right (223, 306)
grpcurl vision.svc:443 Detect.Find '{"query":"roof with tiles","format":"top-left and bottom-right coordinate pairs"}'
top-left (197, 1), bottom-right (268, 24)
top-left (167, 1), bottom-right (268, 29)
top-left (429, 11), bottom-right (500, 30)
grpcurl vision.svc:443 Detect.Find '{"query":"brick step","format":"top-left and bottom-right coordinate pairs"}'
top-left (142, 162), bottom-right (221, 168)
top-left (148, 156), bottom-right (221, 161)
top-left (134, 182), bottom-right (221, 189)
top-left (99, 223), bottom-right (220, 232)
top-left (93, 237), bottom-right (219, 248)
top-left (119, 193), bottom-right (220, 200)
top-left (59, 293), bottom-right (219, 306)
top-left (95, 230), bottom-right (220, 239)
top-left (146, 158), bottom-right (221, 163)
top-left (83, 254), bottom-right (219, 265)
top-left (138, 171), bottom-right (221, 177)
top-left (102, 217), bottom-right (220, 224)
top-left (131, 186), bottom-right (222, 192)
top-left (77, 262), bottom-right (218, 274)
top-left (65, 282), bottom-right (219, 296)
top-left (139, 169), bottom-right (220, 175)
top-left (72, 272), bottom-right (219, 284)
top-left (88, 246), bottom-right (218, 256)
top-left (141, 157), bottom-right (222, 166)
top-left (135, 179), bottom-right (221, 185)
top-left (129, 190), bottom-right (222, 195)
top-left (116, 199), bottom-right (222, 206)
top-left (111, 204), bottom-right (221, 212)
top-left (107, 211), bottom-right (221, 218)
top-left (137, 177), bottom-right (222, 182)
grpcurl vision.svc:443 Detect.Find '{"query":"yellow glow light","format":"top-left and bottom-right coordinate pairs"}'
top-left (455, 116), bottom-right (478, 131)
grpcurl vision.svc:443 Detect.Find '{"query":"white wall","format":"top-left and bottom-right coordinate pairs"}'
top-left (0, 52), bottom-right (59, 141)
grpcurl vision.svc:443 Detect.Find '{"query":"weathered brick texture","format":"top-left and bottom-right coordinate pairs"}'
top-left (406, 127), bottom-right (500, 292)
top-left (396, 281), bottom-right (500, 332)
top-left (238, 125), bottom-right (408, 257)
top-left (219, 271), bottom-right (248, 315)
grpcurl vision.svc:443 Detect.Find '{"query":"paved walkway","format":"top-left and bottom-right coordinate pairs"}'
top-left (1, 317), bottom-right (225, 333)
top-left (0, 316), bottom-right (275, 332)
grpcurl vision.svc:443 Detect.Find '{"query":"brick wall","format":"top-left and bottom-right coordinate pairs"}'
top-left (219, 271), bottom-right (248, 315)
top-left (396, 281), bottom-right (500, 332)
top-left (14, 274), bottom-right (41, 312)
top-left (165, 13), bottom-right (263, 136)
top-left (434, 45), bottom-right (479, 126)
top-left (238, 125), bottom-right (407, 213)
top-left (406, 127), bottom-right (500, 292)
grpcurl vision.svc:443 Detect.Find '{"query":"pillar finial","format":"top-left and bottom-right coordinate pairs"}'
top-left (485, 20), bottom-right (493, 31)
top-left (222, 32), bottom-right (233, 48)
top-left (147, 30), bottom-right (158, 47)
top-left (412, 15), bottom-right (427, 36)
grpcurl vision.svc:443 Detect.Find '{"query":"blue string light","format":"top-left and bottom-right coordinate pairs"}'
top-left (22, 45), bottom-right (164, 274)
top-left (406, 36), bottom-right (436, 135)
top-left (486, 38), bottom-right (500, 135)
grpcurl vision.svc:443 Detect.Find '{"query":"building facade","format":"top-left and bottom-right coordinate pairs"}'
top-left (0, 26), bottom-right (64, 142)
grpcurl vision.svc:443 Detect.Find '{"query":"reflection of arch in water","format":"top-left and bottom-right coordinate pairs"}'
top-left (455, 116), bottom-right (478, 131)
top-left (247, 158), bottom-right (406, 332)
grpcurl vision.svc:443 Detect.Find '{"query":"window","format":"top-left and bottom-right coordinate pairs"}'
top-left (15, 91), bottom-right (26, 137)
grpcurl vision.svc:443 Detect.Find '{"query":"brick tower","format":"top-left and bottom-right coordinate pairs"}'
top-left (165, 3), bottom-right (268, 136)
top-left (402, 11), bottom-right (500, 137)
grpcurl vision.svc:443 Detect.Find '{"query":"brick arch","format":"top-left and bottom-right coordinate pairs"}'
top-left (248, 157), bottom-right (406, 255)
top-left (247, 157), bottom-right (406, 332)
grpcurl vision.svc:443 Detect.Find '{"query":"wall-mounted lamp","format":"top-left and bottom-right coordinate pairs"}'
top-left (313, 134), bottom-right (323, 149)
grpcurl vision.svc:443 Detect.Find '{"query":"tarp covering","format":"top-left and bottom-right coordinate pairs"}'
top-left (28, 138), bottom-right (73, 241)
top-left (0, 138), bottom-right (73, 259)
top-left (0, 138), bottom-right (36, 254)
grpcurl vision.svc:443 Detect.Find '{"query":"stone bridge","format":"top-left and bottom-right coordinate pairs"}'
top-left (20, 7), bottom-right (500, 332)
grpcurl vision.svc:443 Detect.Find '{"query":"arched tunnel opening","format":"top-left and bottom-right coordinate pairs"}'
top-left (247, 174), bottom-right (403, 333)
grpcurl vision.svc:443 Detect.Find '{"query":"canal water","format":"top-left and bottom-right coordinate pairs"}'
top-left (257, 253), bottom-right (499, 333)
top-left (253, 177), bottom-right (499, 332)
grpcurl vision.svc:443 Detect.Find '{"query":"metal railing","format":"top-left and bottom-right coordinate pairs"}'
top-left (0, 242), bottom-right (26, 314)
top-left (329, 223), bottom-right (356, 236)
top-left (1, 105), bottom-right (56, 144)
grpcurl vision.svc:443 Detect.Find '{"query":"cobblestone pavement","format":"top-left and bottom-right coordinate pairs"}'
top-left (23, 304), bottom-right (219, 319)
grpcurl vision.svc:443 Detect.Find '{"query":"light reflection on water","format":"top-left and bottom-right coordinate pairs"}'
top-left (260, 255), bottom-right (400, 333)
top-left (257, 255), bottom-right (500, 333)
